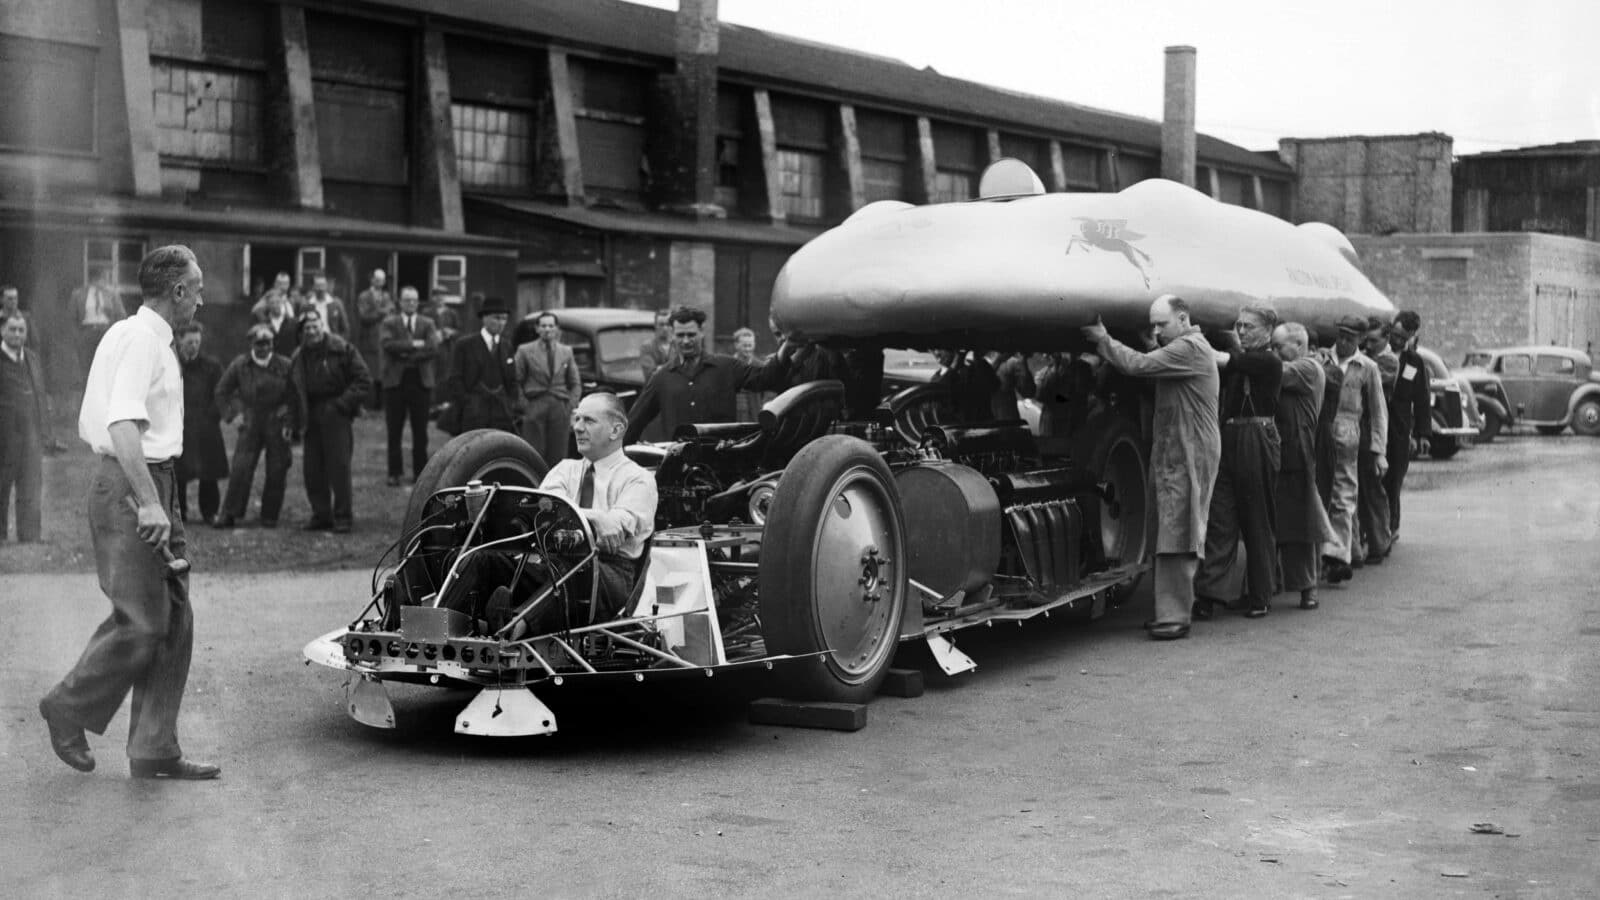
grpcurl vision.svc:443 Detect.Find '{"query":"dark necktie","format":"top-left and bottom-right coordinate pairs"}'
top-left (546, 343), bottom-right (555, 386)
top-left (578, 463), bottom-right (594, 509)
top-left (406, 316), bottom-right (414, 336)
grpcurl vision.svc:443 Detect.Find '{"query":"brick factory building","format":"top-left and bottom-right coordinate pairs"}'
top-left (1, 0), bottom-right (1292, 398)
top-left (1279, 136), bottom-right (1600, 360)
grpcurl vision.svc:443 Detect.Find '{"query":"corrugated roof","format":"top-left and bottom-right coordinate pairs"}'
top-left (466, 196), bottom-right (821, 246)
top-left (1457, 140), bottom-right (1600, 160)
top-left (318, 0), bottom-right (1288, 175)
top-left (3, 195), bottom-right (519, 253)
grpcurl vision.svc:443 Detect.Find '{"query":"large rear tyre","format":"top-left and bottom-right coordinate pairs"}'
top-left (758, 436), bottom-right (907, 703)
top-left (1428, 412), bottom-right (1460, 459)
top-left (1079, 413), bottom-right (1150, 603)
top-left (403, 429), bottom-right (548, 533)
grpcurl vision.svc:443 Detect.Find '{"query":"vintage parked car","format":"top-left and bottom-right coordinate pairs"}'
top-left (1458, 345), bottom-right (1600, 437)
top-left (1414, 346), bottom-right (1482, 458)
top-left (305, 162), bottom-right (1395, 737)
top-left (509, 307), bottom-right (658, 403)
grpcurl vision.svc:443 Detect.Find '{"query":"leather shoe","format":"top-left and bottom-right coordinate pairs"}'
top-left (1191, 599), bottom-right (1216, 621)
top-left (1365, 551), bottom-right (1386, 565)
top-left (1299, 591), bottom-right (1319, 610)
top-left (1244, 603), bottom-right (1270, 619)
top-left (39, 699), bottom-right (94, 773)
top-left (1149, 623), bottom-right (1190, 641)
top-left (332, 521), bottom-right (352, 534)
top-left (212, 515), bottom-right (236, 529)
top-left (129, 757), bottom-right (221, 780)
top-left (302, 519), bottom-right (333, 531)
top-left (386, 476), bottom-right (401, 487)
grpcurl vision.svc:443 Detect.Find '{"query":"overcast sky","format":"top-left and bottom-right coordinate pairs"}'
top-left (630, 0), bottom-right (1596, 157)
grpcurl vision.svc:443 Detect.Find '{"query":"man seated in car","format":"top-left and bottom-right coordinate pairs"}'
top-left (447, 392), bottom-right (657, 636)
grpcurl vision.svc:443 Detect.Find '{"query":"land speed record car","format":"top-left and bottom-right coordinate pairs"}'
top-left (305, 160), bottom-right (1387, 737)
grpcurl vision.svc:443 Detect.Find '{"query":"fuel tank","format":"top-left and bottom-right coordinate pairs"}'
top-left (894, 463), bottom-right (1001, 601)
top-left (771, 170), bottom-right (1393, 350)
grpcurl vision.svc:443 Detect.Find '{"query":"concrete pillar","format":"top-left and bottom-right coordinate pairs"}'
top-left (837, 104), bottom-right (865, 213)
top-left (415, 29), bottom-right (463, 231)
top-left (1161, 45), bottom-right (1196, 187)
top-left (986, 129), bottom-right (1003, 167)
top-left (1460, 188), bottom-right (1489, 232)
top-left (1205, 166), bottom-right (1221, 199)
top-left (1045, 141), bottom-right (1068, 192)
top-left (752, 89), bottom-right (784, 223)
top-left (660, 0), bottom-right (720, 217)
top-left (268, 4), bottom-right (323, 209)
top-left (115, 0), bottom-right (162, 197)
top-left (1104, 147), bottom-right (1121, 191)
top-left (1250, 175), bottom-right (1265, 211)
top-left (911, 116), bottom-right (937, 203)
top-left (1587, 187), bottom-right (1599, 241)
top-left (540, 50), bottom-right (584, 205)
top-left (670, 241), bottom-right (716, 330)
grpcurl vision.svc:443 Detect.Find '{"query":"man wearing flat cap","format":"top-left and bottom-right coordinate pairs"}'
top-left (441, 295), bottom-right (518, 434)
top-left (214, 323), bottom-right (294, 528)
top-left (1319, 315), bottom-right (1387, 585)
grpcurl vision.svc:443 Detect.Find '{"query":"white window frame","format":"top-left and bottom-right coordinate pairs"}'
top-left (84, 238), bottom-right (146, 308)
top-left (297, 246), bottom-right (326, 289)
top-left (432, 255), bottom-right (467, 303)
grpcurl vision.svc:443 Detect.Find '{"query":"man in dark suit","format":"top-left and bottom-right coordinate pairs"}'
top-left (442, 295), bottom-right (517, 434)
top-left (380, 286), bottom-right (441, 484)
top-left (253, 278), bottom-right (300, 359)
top-left (0, 310), bottom-right (52, 542)
top-left (514, 310), bottom-right (581, 464)
top-left (1384, 310), bottom-right (1431, 541)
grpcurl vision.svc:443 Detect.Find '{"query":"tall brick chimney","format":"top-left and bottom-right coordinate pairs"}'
top-left (1161, 45), bottom-right (1197, 188)
top-left (657, 0), bottom-right (721, 217)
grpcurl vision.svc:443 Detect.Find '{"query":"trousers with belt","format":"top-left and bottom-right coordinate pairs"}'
top-left (43, 457), bottom-right (192, 760)
top-left (1194, 418), bottom-right (1281, 606)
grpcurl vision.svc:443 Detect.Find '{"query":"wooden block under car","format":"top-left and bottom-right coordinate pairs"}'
top-left (877, 667), bottom-right (925, 698)
top-left (748, 698), bottom-right (868, 731)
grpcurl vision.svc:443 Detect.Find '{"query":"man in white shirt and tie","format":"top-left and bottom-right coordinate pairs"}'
top-left (538, 392), bottom-right (657, 624)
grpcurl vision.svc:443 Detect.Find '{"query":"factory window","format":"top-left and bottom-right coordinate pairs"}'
top-left (84, 239), bottom-right (146, 312)
top-left (715, 136), bottom-right (741, 211)
top-left (0, 35), bottom-right (97, 155)
top-left (777, 149), bottom-right (825, 221)
top-left (1428, 257), bottom-right (1467, 281)
top-left (1061, 145), bottom-right (1101, 190)
top-left (314, 80), bottom-right (407, 184)
top-left (452, 102), bottom-right (532, 192)
top-left (862, 158), bottom-right (906, 204)
top-left (297, 247), bottom-right (326, 288)
top-left (432, 256), bottom-right (467, 301)
top-left (932, 171), bottom-right (972, 203)
top-left (151, 60), bottom-right (263, 165)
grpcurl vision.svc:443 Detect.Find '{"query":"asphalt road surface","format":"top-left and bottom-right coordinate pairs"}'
top-left (4, 435), bottom-right (1598, 898)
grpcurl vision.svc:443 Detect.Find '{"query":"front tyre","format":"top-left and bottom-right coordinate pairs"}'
top-left (758, 436), bottom-right (907, 703)
top-left (403, 429), bottom-right (548, 533)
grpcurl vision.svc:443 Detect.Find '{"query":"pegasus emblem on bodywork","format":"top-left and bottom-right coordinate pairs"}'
top-left (1065, 218), bottom-right (1153, 288)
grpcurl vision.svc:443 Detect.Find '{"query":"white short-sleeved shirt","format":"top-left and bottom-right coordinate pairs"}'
top-left (538, 449), bottom-right (657, 560)
top-left (78, 306), bottom-right (184, 461)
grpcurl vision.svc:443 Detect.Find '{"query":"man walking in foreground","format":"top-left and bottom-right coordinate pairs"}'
top-left (1082, 294), bottom-right (1220, 641)
top-left (39, 245), bottom-right (220, 780)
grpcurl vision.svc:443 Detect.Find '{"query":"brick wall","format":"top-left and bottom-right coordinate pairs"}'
top-left (1279, 134), bottom-right (1453, 235)
top-left (1350, 232), bottom-right (1600, 364)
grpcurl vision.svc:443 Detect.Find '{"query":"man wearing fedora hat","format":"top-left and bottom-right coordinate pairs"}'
top-left (441, 295), bottom-right (518, 434)
top-left (1320, 314), bottom-right (1387, 585)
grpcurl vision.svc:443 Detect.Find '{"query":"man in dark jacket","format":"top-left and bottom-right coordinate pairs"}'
top-left (174, 323), bottom-right (228, 525)
top-left (0, 310), bottom-right (51, 542)
top-left (380, 286), bottom-right (441, 483)
top-left (1384, 311), bottom-right (1431, 541)
top-left (287, 309), bottom-right (372, 532)
top-left (624, 305), bottom-right (793, 444)
top-left (214, 324), bottom-right (294, 528)
top-left (441, 296), bottom-right (517, 434)
top-left (1193, 303), bottom-right (1283, 619)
